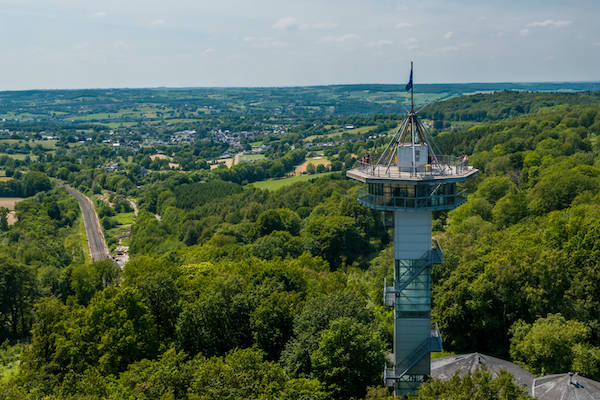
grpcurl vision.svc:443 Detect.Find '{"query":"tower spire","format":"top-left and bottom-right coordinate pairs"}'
top-left (410, 61), bottom-right (414, 113)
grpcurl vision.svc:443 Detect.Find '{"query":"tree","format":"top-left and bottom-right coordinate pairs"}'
top-left (476, 175), bottom-right (515, 204)
top-left (188, 348), bottom-right (287, 400)
top-left (24, 297), bottom-right (68, 373)
top-left (510, 313), bottom-right (600, 379)
top-left (176, 276), bottom-right (252, 357)
top-left (411, 367), bottom-right (531, 400)
top-left (0, 259), bottom-right (36, 340)
top-left (134, 272), bottom-right (180, 343)
top-left (113, 348), bottom-right (197, 400)
top-left (54, 287), bottom-right (159, 375)
top-left (251, 230), bottom-right (303, 259)
top-left (302, 215), bottom-right (368, 269)
top-left (492, 192), bottom-right (528, 227)
top-left (21, 171), bottom-right (52, 197)
top-left (311, 317), bottom-right (384, 400)
top-left (250, 291), bottom-right (299, 360)
top-left (527, 169), bottom-right (596, 214)
top-left (282, 291), bottom-right (372, 377)
top-left (255, 208), bottom-right (301, 237)
top-left (70, 260), bottom-right (121, 305)
top-left (0, 207), bottom-right (8, 231)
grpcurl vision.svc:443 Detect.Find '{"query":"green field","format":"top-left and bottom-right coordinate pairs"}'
top-left (103, 212), bottom-right (135, 251)
top-left (0, 139), bottom-right (57, 148)
top-left (113, 212), bottom-right (135, 225)
top-left (304, 125), bottom-right (377, 142)
top-left (239, 154), bottom-right (265, 162)
top-left (0, 153), bottom-right (38, 160)
top-left (250, 172), bottom-right (335, 191)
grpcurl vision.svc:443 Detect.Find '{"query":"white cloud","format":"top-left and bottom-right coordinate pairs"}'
top-left (526, 19), bottom-right (572, 28)
top-left (594, 42), bottom-right (600, 46)
top-left (151, 19), bottom-right (166, 26)
top-left (272, 16), bottom-right (298, 30)
top-left (72, 42), bottom-right (89, 51)
top-left (92, 11), bottom-right (107, 18)
top-left (302, 22), bottom-right (338, 30)
top-left (520, 28), bottom-right (530, 36)
top-left (202, 48), bottom-right (216, 55)
top-left (273, 17), bottom-right (338, 31)
top-left (444, 31), bottom-right (453, 40)
top-left (320, 33), bottom-right (359, 43)
top-left (395, 22), bottom-right (411, 29)
top-left (437, 42), bottom-right (473, 52)
top-left (367, 39), bottom-right (393, 48)
top-left (243, 36), bottom-right (286, 48)
top-left (406, 37), bottom-right (419, 50)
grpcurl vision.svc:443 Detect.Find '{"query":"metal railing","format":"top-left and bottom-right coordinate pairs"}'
top-left (358, 189), bottom-right (467, 211)
top-left (353, 155), bottom-right (473, 178)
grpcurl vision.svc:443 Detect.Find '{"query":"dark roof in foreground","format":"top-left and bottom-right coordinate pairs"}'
top-left (431, 352), bottom-right (534, 394)
top-left (431, 353), bottom-right (600, 399)
top-left (533, 373), bottom-right (600, 400)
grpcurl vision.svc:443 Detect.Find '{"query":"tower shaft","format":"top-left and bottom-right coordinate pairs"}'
top-left (390, 211), bottom-right (435, 395)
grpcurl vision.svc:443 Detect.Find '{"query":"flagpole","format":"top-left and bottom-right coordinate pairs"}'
top-left (410, 61), bottom-right (414, 113)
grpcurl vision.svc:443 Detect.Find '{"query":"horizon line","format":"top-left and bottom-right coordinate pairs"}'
top-left (1, 80), bottom-right (600, 93)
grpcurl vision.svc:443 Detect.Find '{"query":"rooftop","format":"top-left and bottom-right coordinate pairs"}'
top-left (431, 353), bottom-right (600, 400)
top-left (533, 373), bottom-right (600, 400)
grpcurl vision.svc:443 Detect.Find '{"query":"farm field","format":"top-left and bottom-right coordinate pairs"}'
top-left (113, 212), bottom-right (135, 226)
top-left (104, 211), bottom-right (135, 251)
top-left (239, 154), bottom-right (265, 162)
top-left (0, 153), bottom-right (38, 161)
top-left (250, 171), bottom-right (335, 191)
top-left (0, 197), bottom-right (25, 225)
top-left (295, 156), bottom-right (330, 175)
top-left (149, 154), bottom-right (172, 161)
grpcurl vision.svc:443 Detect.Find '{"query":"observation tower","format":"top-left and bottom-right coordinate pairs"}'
top-left (346, 63), bottom-right (478, 396)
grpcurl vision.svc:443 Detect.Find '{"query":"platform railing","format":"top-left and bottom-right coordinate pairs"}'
top-left (354, 156), bottom-right (473, 178)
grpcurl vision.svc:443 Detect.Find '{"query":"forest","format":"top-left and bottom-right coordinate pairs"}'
top-left (1, 91), bottom-right (600, 399)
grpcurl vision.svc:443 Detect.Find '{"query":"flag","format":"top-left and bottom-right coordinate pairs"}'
top-left (405, 67), bottom-right (413, 92)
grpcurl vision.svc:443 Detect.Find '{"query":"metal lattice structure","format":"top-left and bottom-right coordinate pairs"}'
top-left (346, 63), bottom-right (478, 396)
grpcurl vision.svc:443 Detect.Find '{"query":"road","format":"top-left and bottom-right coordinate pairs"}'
top-left (65, 186), bottom-right (110, 262)
top-left (128, 198), bottom-right (138, 216)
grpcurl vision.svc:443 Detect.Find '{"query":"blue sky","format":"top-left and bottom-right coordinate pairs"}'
top-left (0, 0), bottom-right (598, 89)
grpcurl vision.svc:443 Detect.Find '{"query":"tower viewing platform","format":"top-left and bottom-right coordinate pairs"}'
top-left (346, 63), bottom-right (478, 397)
top-left (348, 155), bottom-right (477, 212)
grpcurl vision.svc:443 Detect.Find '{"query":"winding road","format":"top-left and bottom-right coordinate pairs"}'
top-left (65, 186), bottom-right (110, 261)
